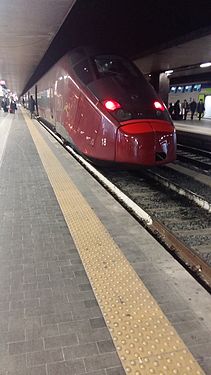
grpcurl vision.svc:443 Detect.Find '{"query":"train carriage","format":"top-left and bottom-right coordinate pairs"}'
top-left (28, 47), bottom-right (176, 166)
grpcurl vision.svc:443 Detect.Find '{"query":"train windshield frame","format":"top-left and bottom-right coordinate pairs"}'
top-left (93, 56), bottom-right (141, 79)
top-left (73, 59), bottom-right (95, 85)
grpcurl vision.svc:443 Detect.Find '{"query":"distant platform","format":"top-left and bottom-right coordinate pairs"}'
top-left (174, 118), bottom-right (211, 136)
top-left (174, 119), bottom-right (211, 149)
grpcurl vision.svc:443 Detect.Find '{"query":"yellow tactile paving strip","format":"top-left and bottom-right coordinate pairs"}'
top-left (23, 112), bottom-right (205, 375)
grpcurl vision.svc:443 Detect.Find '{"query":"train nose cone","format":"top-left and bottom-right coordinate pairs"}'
top-left (115, 119), bottom-right (176, 166)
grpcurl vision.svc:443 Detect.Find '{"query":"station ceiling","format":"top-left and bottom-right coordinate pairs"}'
top-left (135, 34), bottom-right (211, 78)
top-left (0, 0), bottom-right (76, 95)
top-left (0, 0), bottom-right (211, 96)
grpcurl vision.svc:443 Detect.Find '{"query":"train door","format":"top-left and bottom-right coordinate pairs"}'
top-left (27, 91), bottom-right (30, 110)
top-left (35, 85), bottom-right (38, 116)
top-left (54, 73), bottom-right (64, 136)
top-left (204, 95), bottom-right (211, 119)
top-left (62, 76), bottom-right (80, 144)
top-left (54, 69), bottom-right (80, 144)
top-left (72, 58), bottom-right (101, 156)
top-left (75, 94), bottom-right (101, 157)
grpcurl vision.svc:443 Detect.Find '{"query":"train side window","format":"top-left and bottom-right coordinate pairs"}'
top-left (74, 60), bottom-right (93, 85)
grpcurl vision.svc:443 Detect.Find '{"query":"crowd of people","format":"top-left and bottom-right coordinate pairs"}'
top-left (168, 99), bottom-right (205, 121)
top-left (1, 96), bottom-right (17, 113)
top-left (1, 94), bottom-right (36, 117)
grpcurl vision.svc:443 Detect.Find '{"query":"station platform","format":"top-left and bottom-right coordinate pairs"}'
top-left (0, 108), bottom-right (211, 375)
top-left (174, 118), bottom-right (211, 136)
top-left (173, 118), bottom-right (211, 150)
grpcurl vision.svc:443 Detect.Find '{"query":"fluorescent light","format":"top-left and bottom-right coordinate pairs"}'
top-left (200, 62), bottom-right (211, 68)
top-left (165, 70), bottom-right (173, 75)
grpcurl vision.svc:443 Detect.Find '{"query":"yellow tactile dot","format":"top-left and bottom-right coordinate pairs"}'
top-left (24, 111), bottom-right (205, 375)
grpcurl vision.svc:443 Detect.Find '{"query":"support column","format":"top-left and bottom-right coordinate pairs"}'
top-left (159, 73), bottom-right (170, 107)
top-left (149, 72), bottom-right (160, 93)
top-left (149, 72), bottom-right (170, 107)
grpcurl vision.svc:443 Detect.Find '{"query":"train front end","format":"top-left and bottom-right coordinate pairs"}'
top-left (115, 115), bottom-right (176, 166)
top-left (91, 55), bottom-right (176, 166)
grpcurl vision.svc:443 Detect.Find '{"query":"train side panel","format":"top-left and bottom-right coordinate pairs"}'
top-left (34, 57), bottom-right (117, 161)
top-left (55, 71), bottom-right (80, 144)
top-left (74, 96), bottom-right (118, 160)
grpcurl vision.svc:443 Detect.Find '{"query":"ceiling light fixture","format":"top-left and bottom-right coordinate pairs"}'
top-left (200, 62), bottom-right (211, 68)
top-left (165, 70), bottom-right (173, 75)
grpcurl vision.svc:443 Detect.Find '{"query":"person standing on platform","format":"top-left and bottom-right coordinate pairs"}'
top-left (182, 99), bottom-right (189, 120)
top-left (1, 97), bottom-right (6, 111)
top-left (168, 103), bottom-right (174, 117)
top-left (29, 95), bottom-right (36, 118)
top-left (190, 99), bottom-right (197, 120)
top-left (174, 100), bottom-right (180, 120)
top-left (2, 96), bottom-right (9, 112)
top-left (197, 99), bottom-right (205, 120)
top-left (9, 98), bottom-right (17, 113)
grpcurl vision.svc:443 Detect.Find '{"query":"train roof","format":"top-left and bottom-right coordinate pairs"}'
top-left (69, 46), bottom-right (126, 66)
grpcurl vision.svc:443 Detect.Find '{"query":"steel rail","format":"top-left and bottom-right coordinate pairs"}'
top-left (177, 144), bottom-right (211, 158)
top-left (177, 144), bottom-right (211, 170)
top-left (145, 169), bottom-right (211, 212)
top-left (150, 219), bottom-right (211, 290)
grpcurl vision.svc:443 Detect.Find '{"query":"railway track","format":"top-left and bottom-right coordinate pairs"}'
top-left (176, 144), bottom-right (211, 172)
top-left (98, 167), bottom-right (211, 289)
top-left (38, 119), bottom-right (211, 292)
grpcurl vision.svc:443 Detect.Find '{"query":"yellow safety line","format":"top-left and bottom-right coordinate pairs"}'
top-left (23, 112), bottom-right (204, 375)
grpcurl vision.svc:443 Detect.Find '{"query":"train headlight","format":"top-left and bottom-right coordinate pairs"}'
top-left (102, 99), bottom-right (132, 121)
top-left (154, 101), bottom-right (165, 111)
top-left (103, 99), bottom-right (121, 111)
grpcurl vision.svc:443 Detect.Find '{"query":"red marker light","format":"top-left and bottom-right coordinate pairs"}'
top-left (154, 101), bottom-right (165, 111)
top-left (103, 100), bottom-right (121, 111)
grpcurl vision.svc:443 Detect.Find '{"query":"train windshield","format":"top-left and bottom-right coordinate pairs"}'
top-left (89, 55), bottom-right (171, 123)
top-left (94, 56), bottom-right (140, 79)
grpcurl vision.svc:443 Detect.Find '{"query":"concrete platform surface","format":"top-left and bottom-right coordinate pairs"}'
top-left (0, 109), bottom-right (211, 374)
top-left (174, 118), bottom-right (211, 136)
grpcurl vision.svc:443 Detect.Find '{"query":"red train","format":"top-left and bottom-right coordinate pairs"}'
top-left (27, 47), bottom-right (176, 166)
